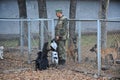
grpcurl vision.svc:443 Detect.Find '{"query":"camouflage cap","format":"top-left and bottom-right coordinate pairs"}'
top-left (56, 9), bottom-right (62, 13)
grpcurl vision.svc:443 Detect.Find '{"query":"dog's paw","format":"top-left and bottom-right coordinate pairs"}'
top-left (0, 57), bottom-right (4, 59)
top-left (0, 56), bottom-right (4, 59)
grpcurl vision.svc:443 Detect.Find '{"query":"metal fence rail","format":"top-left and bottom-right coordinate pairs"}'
top-left (0, 18), bottom-right (120, 76)
top-left (0, 18), bottom-right (55, 64)
top-left (69, 19), bottom-right (101, 76)
top-left (67, 19), bottom-right (120, 76)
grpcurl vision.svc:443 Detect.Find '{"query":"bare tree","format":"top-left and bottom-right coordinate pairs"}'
top-left (69, 0), bottom-right (77, 44)
top-left (99, 0), bottom-right (110, 49)
top-left (37, 0), bottom-right (47, 19)
top-left (17, 0), bottom-right (28, 46)
top-left (37, 0), bottom-right (48, 49)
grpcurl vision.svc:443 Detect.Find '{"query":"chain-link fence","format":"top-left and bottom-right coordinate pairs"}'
top-left (0, 18), bottom-right (120, 78)
top-left (0, 19), bottom-right (55, 73)
top-left (103, 20), bottom-right (120, 77)
top-left (27, 19), bottom-right (55, 64)
top-left (65, 19), bottom-right (120, 77)
top-left (0, 19), bottom-right (26, 73)
top-left (66, 20), bottom-right (100, 76)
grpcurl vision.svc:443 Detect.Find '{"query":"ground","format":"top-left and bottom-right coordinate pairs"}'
top-left (0, 53), bottom-right (97, 80)
top-left (0, 68), bottom-right (100, 80)
top-left (0, 51), bottom-right (120, 80)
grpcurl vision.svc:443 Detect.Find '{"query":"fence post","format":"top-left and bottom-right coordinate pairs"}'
top-left (78, 21), bottom-right (81, 63)
top-left (40, 20), bottom-right (44, 50)
top-left (20, 20), bottom-right (24, 54)
top-left (51, 19), bottom-right (55, 39)
top-left (97, 20), bottom-right (101, 76)
top-left (28, 21), bottom-right (31, 64)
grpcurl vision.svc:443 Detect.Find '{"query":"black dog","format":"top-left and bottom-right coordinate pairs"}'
top-left (90, 44), bottom-right (97, 53)
top-left (35, 42), bottom-right (50, 71)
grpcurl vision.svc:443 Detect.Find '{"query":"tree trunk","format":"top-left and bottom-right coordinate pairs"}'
top-left (17, 0), bottom-right (28, 46)
top-left (37, 0), bottom-right (48, 49)
top-left (69, 0), bottom-right (77, 44)
top-left (99, 0), bottom-right (110, 49)
top-left (38, 0), bottom-right (47, 18)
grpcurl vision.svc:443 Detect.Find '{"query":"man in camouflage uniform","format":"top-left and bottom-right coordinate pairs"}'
top-left (55, 9), bottom-right (68, 65)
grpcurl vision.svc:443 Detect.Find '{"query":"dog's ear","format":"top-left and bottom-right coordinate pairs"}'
top-left (37, 51), bottom-right (42, 55)
top-left (42, 42), bottom-right (49, 52)
top-left (95, 44), bottom-right (97, 48)
top-left (0, 46), bottom-right (4, 49)
top-left (90, 48), bottom-right (94, 52)
top-left (51, 40), bottom-right (53, 43)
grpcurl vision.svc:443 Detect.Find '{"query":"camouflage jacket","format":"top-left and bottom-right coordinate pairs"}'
top-left (55, 15), bottom-right (68, 40)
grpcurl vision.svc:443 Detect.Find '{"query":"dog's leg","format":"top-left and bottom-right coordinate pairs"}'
top-left (109, 54), bottom-right (114, 65)
top-left (35, 63), bottom-right (37, 71)
top-left (113, 54), bottom-right (116, 64)
top-left (104, 55), bottom-right (108, 65)
top-left (1, 52), bottom-right (4, 59)
top-left (0, 52), bottom-right (3, 59)
top-left (35, 61), bottom-right (39, 71)
top-left (47, 59), bottom-right (49, 68)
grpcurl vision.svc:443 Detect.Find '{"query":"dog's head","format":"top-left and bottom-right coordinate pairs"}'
top-left (90, 44), bottom-right (97, 52)
top-left (0, 46), bottom-right (4, 50)
top-left (37, 51), bottom-right (48, 59)
top-left (50, 40), bottom-right (57, 51)
top-left (37, 51), bottom-right (42, 59)
top-left (119, 47), bottom-right (120, 52)
top-left (42, 42), bottom-right (50, 53)
top-left (42, 52), bottom-right (48, 58)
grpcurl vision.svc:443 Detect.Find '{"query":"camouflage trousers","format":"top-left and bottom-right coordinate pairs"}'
top-left (58, 40), bottom-right (66, 61)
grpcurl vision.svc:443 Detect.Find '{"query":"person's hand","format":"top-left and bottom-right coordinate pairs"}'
top-left (56, 36), bottom-right (59, 40)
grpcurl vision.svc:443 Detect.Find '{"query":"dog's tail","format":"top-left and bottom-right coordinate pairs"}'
top-left (31, 60), bottom-right (37, 62)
